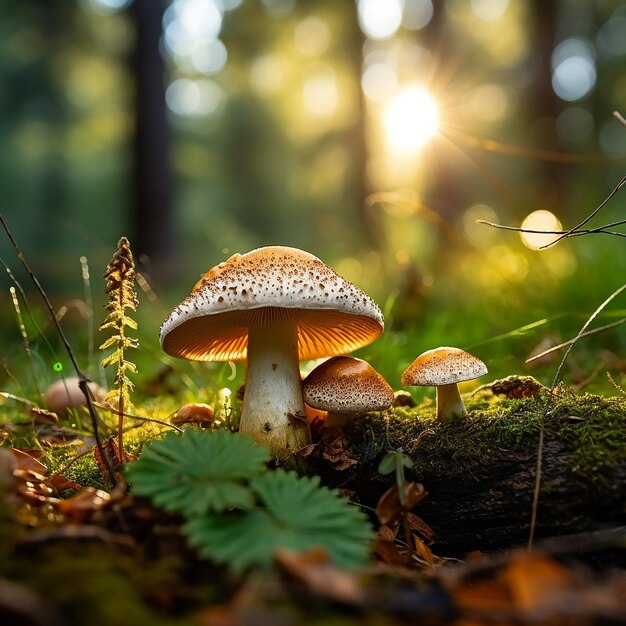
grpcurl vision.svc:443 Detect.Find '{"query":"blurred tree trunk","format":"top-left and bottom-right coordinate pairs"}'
top-left (529, 0), bottom-right (565, 213)
top-left (421, 0), bottom-right (462, 225)
top-left (130, 0), bottom-right (176, 280)
top-left (344, 1), bottom-right (380, 249)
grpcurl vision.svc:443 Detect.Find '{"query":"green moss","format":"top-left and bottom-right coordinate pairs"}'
top-left (355, 386), bottom-right (626, 490)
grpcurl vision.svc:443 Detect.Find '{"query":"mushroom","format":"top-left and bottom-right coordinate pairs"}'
top-left (42, 377), bottom-right (106, 418)
top-left (160, 246), bottom-right (383, 458)
top-left (303, 356), bottom-right (394, 428)
top-left (401, 347), bottom-right (487, 422)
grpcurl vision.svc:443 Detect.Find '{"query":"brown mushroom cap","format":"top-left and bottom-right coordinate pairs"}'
top-left (303, 356), bottom-right (394, 414)
top-left (401, 347), bottom-right (487, 387)
top-left (160, 246), bottom-right (384, 362)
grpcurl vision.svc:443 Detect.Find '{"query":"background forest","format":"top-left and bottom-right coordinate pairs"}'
top-left (0, 0), bottom-right (625, 392)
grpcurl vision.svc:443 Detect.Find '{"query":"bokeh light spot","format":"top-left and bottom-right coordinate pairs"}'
top-left (294, 17), bottom-right (331, 56)
top-left (358, 0), bottom-right (403, 40)
top-left (520, 210), bottom-right (562, 250)
top-left (361, 63), bottom-right (398, 103)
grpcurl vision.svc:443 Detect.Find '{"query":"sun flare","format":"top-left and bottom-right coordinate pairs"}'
top-left (383, 86), bottom-right (440, 155)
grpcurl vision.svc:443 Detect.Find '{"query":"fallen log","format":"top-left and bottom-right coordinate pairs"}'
top-left (313, 384), bottom-right (626, 557)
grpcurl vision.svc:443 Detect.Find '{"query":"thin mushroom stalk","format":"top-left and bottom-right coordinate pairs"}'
top-left (435, 383), bottom-right (468, 422)
top-left (239, 316), bottom-right (309, 456)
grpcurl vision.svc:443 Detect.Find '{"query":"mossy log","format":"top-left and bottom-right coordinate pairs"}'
top-left (315, 386), bottom-right (626, 556)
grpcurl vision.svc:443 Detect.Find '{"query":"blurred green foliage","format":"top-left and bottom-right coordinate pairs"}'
top-left (0, 0), bottom-right (624, 399)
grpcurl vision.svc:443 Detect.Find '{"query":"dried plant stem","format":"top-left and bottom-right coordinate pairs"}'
top-left (551, 283), bottom-right (626, 389)
top-left (525, 318), bottom-right (626, 364)
top-left (100, 238), bottom-right (139, 465)
top-left (10, 286), bottom-right (40, 397)
top-left (0, 214), bottom-right (117, 485)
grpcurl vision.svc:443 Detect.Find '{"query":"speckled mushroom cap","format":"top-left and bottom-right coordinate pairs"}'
top-left (401, 347), bottom-right (487, 387)
top-left (160, 246), bottom-right (384, 362)
top-left (303, 356), bottom-right (394, 414)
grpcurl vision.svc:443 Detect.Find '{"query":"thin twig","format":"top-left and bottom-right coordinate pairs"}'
top-left (528, 423), bottom-right (544, 550)
top-left (613, 110), bottom-right (626, 129)
top-left (477, 220), bottom-right (626, 239)
top-left (93, 402), bottom-right (183, 432)
top-left (551, 283), bottom-right (626, 389)
top-left (542, 176), bottom-right (626, 248)
top-left (525, 318), bottom-right (626, 363)
top-left (0, 214), bottom-right (117, 485)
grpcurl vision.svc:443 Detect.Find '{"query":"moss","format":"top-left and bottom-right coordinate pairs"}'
top-left (354, 386), bottom-right (626, 490)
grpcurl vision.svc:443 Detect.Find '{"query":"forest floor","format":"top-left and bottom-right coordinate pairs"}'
top-left (1, 375), bottom-right (625, 626)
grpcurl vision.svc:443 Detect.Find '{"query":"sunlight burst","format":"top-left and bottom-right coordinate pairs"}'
top-left (383, 86), bottom-right (440, 155)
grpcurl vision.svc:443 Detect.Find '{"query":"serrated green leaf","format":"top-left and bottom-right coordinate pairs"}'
top-left (126, 430), bottom-right (270, 516)
top-left (185, 471), bottom-right (373, 572)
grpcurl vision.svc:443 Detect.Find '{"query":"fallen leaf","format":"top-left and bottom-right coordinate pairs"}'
top-left (375, 483), bottom-right (427, 525)
top-left (10, 449), bottom-right (47, 474)
top-left (275, 547), bottom-right (367, 606)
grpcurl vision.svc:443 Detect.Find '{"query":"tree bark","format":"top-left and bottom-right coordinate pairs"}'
top-left (130, 0), bottom-right (176, 280)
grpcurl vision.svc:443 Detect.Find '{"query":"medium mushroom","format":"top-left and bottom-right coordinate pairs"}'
top-left (401, 347), bottom-right (487, 422)
top-left (303, 356), bottom-right (394, 428)
top-left (160, 246), bottom-right (383, 458)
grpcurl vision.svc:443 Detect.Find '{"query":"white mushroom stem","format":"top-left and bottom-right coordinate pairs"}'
top-left (238, 317), bottom-right (310, 458)
top-left (435, 383), bottom-right (468, 422)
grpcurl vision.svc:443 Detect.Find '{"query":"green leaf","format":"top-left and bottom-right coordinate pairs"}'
top-left (126, 430), bottom-right (270, 516)
top-left (378, 452), bottom-right (396, 475)
top-left (185, 471), bottom-right (373, 572)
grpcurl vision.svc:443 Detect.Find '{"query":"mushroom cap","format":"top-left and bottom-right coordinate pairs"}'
top-left (303, 356), bottom-right (394, 414)
top-left (160, 246), bottom-right (383, 362)
top-left (42, 377), bottom-right (106, 417)
top-left (401, 347), bottom-right (487, 387)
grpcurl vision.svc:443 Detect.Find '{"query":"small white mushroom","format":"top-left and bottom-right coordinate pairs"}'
top-left (303, 356), bottom-right (394, 428)
top-left (160, 246), bottom-right (384, 459)
top-left (401, 347), bottom-right (487, 422)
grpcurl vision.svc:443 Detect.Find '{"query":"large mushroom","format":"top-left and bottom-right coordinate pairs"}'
top-left (303, 356), bottom-right (394, 428)
top-left (160, 246), bottom-right (383, 458)
top-left (401, 347), bottom-right (487, 422)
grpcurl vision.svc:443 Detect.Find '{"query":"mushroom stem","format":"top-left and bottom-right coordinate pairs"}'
top-left (239, 317), bottom-right (310, 458)
top-left (435, 383), bottom-right (468, 422)
top-left (324, 412), bottom-right (353, 428)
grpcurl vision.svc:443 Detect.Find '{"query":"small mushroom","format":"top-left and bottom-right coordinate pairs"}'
top-left (303, 356), bottom-right (394, 428)
top-left (42, 377), bottom-right (106, 418)
top-left (401, 347), bottom-right (487, 422)
top-left (160, 246), bottom-right (383, 458)
top-left (171, 403), bottom-right (215, 427)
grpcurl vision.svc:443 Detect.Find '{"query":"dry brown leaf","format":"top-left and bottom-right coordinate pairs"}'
top-left (375, 482), bottom-right (427, 525)
top-left (10, 449), bottom-right (47, 474)
top-left (373, 538), bottom-right (405, 566)
top-left (502, 551), bottom-right (572, 612)
top-left (275, 547), bottom-right (367, 606)
top-left (405, 512), bottom-right (436, 544)
top-left (49, 474), bottom-right (82, 492)
top-left (57, 487), bottom-right (112, 520)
